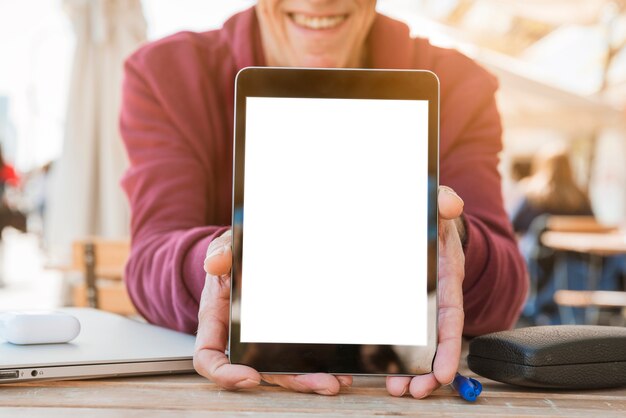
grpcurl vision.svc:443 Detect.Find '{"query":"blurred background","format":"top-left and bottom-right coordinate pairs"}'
top-left (0, 0), bottom-right (625, 327)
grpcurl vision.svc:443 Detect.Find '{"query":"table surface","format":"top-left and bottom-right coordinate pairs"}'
top-left (2, 371), bottom-right (625, 417)
top-left (546, 216), bottom-right (618, 234)
top-left (541, 230), bottom-right (626, 255)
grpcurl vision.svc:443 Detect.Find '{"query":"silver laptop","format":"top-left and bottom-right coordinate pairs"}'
top-left (0, 308), bottom-right (195, 383)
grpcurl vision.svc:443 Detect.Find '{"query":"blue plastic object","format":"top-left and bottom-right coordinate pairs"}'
top-left (452, 373), bottom-right (483, 402)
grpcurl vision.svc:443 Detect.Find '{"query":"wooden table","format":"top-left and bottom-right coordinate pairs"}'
top-left (540, 230), bottom-right (626, 324)
top-left (2, 372), bottom-right (625, 417)
top-left (541, 230), bottom-right (626, 256)
top-left (545, 216), bottom-right (618, 234)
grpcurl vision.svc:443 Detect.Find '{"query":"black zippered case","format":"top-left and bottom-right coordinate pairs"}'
top-left (468, 325), bottom-right (626, 389)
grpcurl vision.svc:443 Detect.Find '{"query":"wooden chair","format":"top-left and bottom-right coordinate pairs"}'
top-left (543, 216), bottom-right (626, 324)
top-left (555, 290), bottom-right (626, 325)
top-left (546, 215), bottom-right (617, 233)
top-left (555, 290), bottom-right (626, 308)
top-left (71, 238), bottom-right (136, 315)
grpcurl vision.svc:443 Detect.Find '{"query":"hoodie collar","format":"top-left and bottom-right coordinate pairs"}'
top-left (222, 6), bottom-right (266, 71)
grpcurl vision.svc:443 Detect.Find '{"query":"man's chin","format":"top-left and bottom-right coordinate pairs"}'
top-left (296, 54), bottom-right (345, 69)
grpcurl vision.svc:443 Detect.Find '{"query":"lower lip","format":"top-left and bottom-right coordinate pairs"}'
top-left (286, 14), bottom-right (350, 35)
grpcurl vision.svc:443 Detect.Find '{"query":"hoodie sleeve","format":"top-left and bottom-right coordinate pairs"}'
top-left (437, 52), bottom-right (529, 336)
top-left (119, 37), bottom-right (230, 334)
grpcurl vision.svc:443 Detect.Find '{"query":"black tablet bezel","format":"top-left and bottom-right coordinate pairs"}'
top-left (230, 67), bottom-right (439, 375)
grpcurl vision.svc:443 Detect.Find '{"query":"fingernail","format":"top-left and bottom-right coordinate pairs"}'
top-left (411, 390), bottom-right (428, 399)
top-left (206, 245), bottom-right (229, 260)
top-left (235, 378), bottom-right (259, 389)
top-left (317, 388), bottom-right (335, 396)
top-left (206, 246), bottom-right (224, 260)
top-left (443, 188), bottom-right (464, 206)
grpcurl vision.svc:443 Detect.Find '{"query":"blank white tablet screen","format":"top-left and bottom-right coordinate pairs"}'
top-left (241, 97), bottom-right (429, 346)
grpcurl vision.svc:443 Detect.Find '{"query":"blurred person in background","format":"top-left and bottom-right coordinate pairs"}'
top-left (0, 145), bottom-right (26, 238)
top-left (512, 144), bottom-right (624, 325)
top-left (120, 0), bottom-right (528, 398)
top-left (0, 145), bottom-right (20, 201)
top-left (20, 161), bottom-right (54, 241)
top-left (512, 143), bottom-right (592, 233)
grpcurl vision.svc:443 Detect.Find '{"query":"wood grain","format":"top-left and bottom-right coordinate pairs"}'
top-left (546, 216), bottom-right (617, 234)
top-left (1, 374), bottom-right (624, 417)
top-left (555, 290), bottom-right (626, 308)
top-left (69, 238), bottom-right (135, 315)
top-left (71, 239), bottom-right (130, 278)
top-left (72, 282), bottom-right (136, 315)
top-left (541, 231), bottom-right (626, 255)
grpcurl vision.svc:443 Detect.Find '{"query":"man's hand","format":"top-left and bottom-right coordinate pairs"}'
top-left (193, 230), bottom-right (352, 394)
top-left (386, 185), bottom-right (466, 398)
top-left (195, 184), bottom-right (464, 397)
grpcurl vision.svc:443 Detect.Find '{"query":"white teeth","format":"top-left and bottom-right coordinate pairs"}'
top-left (291, 13), bottom-right (346, 30)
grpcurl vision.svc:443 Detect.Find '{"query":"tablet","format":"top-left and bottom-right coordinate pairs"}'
top-left (230, 68), bottom-right (438, 375)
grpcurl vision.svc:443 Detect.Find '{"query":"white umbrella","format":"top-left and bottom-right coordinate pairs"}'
top-left (46, 0), bottom-right (146, 263)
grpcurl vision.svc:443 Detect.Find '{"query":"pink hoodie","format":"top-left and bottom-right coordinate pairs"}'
top-left (120, 7), bottom-right (528, 336)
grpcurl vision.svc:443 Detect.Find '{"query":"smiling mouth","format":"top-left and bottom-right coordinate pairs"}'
top-left (288, 13), bottom-right (348, 30)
